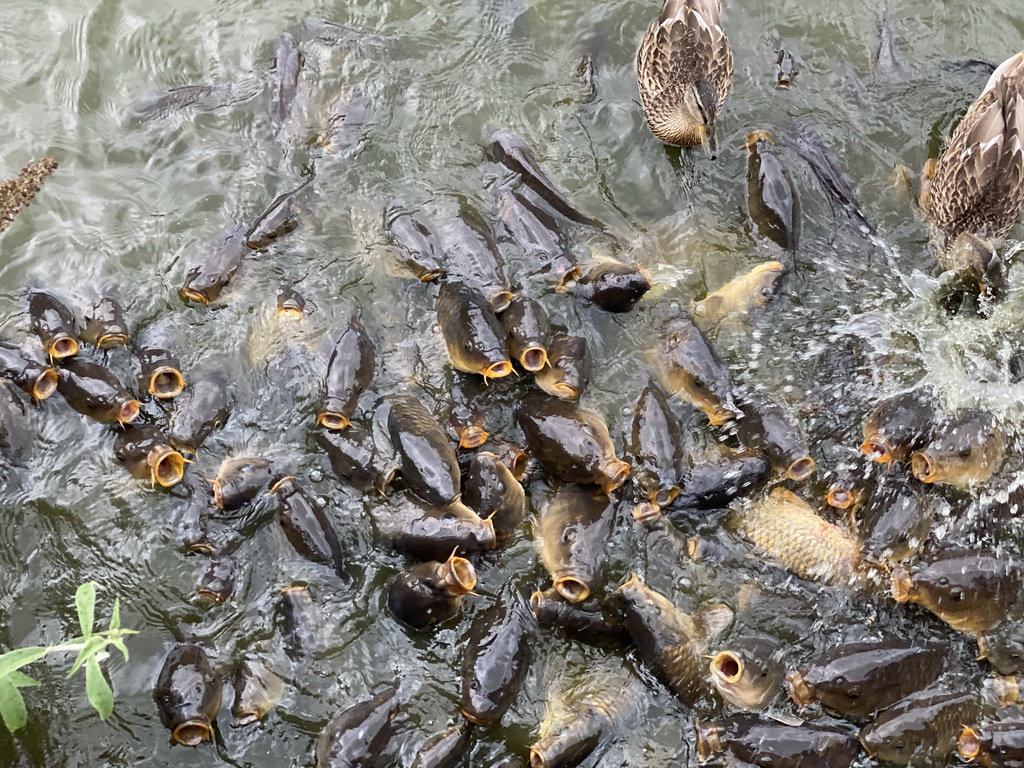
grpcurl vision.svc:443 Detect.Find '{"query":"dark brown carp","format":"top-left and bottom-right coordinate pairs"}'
top-left (387, 395), bottom-right (461, 506)
top-left (978, 620), bottom-right (1024, 675)
top-left (317, 425), bottom-right (394, 493)
top-left (460, 590), bottom-right (534, 726)
top-left (0, 340), bottom-right (58, 400)
top-left (958, 720), bottom-right (1024, 766)
top-left (859, 691), bottom-right (980, 765)
top-left (213, 456), bottom-right (274, 511)
top-left (626, 380), bottom-right (686, 511)
top-left (58, 358), bottom-right (140, 424)
top-left (153, 643), bottom-right (222, 747)
top-left (447, 374), bottom-right (489, 449)
top-left (735, 389), bottom-right (815, 481)
top-left (516, 393), bottom-right (629, 494)
top-left (440, 206), bottom-right (513, 313)
top-left (462, 451), bottom-right (525, 545)
top-left (775, 47), bottom-right (800, 88)
top-left (571, 261), bottom-right (651, 313)
top-left (411, 723), bottom-right (472, 768)
top-left (537, 484), bottom-right (614, 603)
top-left (279, 585), bottom-right (328, 661)
top-left (113, 424), bottom-right (186, 487)
top-left (859, 475), bottom-right (933, 566)
top-left (181, 224), bottom-right (250, 305)
top-left (501, 295), bottom-right (550, 372)
top-left (269, 33), bottom-right (302, 139)
top-left (655, 308), bottom-right (738, 426)
top-left (745, 131), bottom-right (800, 251)
top-left (276, 285), bottom-right (305, 319)
top-left (693, 261), bottom-right (785, 330)
top-left (535, 335), bottom-right (590, 400)
top-left (135, 323), bottom-right (185, 399)
top-left (665, 456), bottom-right (771, 517)
top-left (488, 128), bottom-right (605, 231)
top-left (0, 382), bottom-right (31, 462)
top-left (709, 637), bottom-right (785, 711)
top-left (168, 371), bottom-right (232, 454)
top-left (436, 282), bottom-right (512, 380)
top-left (891, 550), bottom-right (1024, 634)
top-left (272, 477), bottom-right (346, 579)
top-left (786, 639), bottom-right (948, 718)
top-left (246, 180), bottom-right (317, 249)
top-left (319, 86), bottom-right (372, 158)
top-left (696, 714), bottom-right (860, 767)
top-left (231, 658), bottom-right (284, 727)
top-left (495, 186), bottom-right (578, 290)
top-left (81, 297), bottom-right (129, 349)
top-left (175, 480), bottom-right (214, 553)
top-left (861, 389), bottom-right (938, 464)
top-left (196, 556), bottom-right (235, 604)
top-left (374, 494), bottom-right (495, 560)
top-left (616, 575), bottom-right (732, 705)
top-left (383, 201), bottom-right (444, 281)
top-left (911, 410), bottom-right (1005, 488)
top-left (732, 488), bottom-right (860, 585)
top-left (28, 290), bottom-right (78, 359)
top-left (530, 587), bottom-right (629, 646)
top-left (316, 684), bottom-right (401, 768)
top-left (387, 554), bottom-right (476, 630)
top-left (490, 441), bottom-right (530, 483)
top-left (318, 313), bottom-right (375, 430)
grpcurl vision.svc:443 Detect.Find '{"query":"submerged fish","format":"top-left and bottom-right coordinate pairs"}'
top-left (745, 131), bottom-right (800, 251)
top-left (693, 261), bottom-right (785, 330)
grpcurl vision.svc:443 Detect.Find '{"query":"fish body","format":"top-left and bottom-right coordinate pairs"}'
top-left (436, 282), bottom-right (511, 380)
top-left (501, 295), bottom-right (550, 372)
top-left (81, 297), bottom-right (129, 349)
top-left (232, 658), bottom-right (284, 727)
top-left (440, 207), bottom-right (513, 312)
top-left (911, 410), bottom-right (1005, 488)
top-left (462, 451), bottom-right (525, 545)
top-left (861, 389), bottom-right (938, 464)
top-left (626, 380), bottom-right (686, 508)
top-left (317, 425), bottom-right (394, 493)
top-left (388, 555), bottom-right (476, 630)
top-left (572, 262), bottom-right (651, 313)
top-left (693, 260), bottom-right (785, 330)
top-left (0, 340), bottom-right (58, 400)
top-left (135, 323), bottom-right (185, 399)
top-left (113, 424), bottom-right (185, 487)
top-left (537, 483), bottom-right (615, 602)
top-left (375, 494), bottom-right (495, 560)
top-left (181, 224), bottom-right (250, 305)
top-left (169, 371), bottom-right (232, 454)
top-left (28, 289), bottom-right (78, 359)
top-left (273, 477), bottom-right (347, 578)
top-left (696, 714), bottom-right (860, 767)
top-left (709, 636), bottom-right (785, 710)
top-left (535, 334), bottom-right (590, 400)
top-left (153, 643), bottom-right (222, 747)
top-left (383, 201), bottom-right (443, 281)
top-left (246, 180), bottom-right (317, 250)
top-left (387, 395), bottom-right (461, 506)
top-left (735, 389), bottom-right (814, 481)
top-left (213, 456), bottom-right (274, 510)
top-left (859, 690), bottom-right (980, 765)
top-left (58, 358), bottom-right (140, 424)
top-left (746, 132), bottom-right (800, 251)
top-left (319, 313), bottom-right (375, 430)
top-left (316, 684), bottom-right (401, 768)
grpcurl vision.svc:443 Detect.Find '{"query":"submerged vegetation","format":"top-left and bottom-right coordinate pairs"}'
top-left (0, 156), bottom-right (57, 235)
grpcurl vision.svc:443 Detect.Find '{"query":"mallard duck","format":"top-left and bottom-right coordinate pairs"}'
top-left (928, 51), bottom-right (1024, 249)
top-left (636, 0), bottom-right (733, 159)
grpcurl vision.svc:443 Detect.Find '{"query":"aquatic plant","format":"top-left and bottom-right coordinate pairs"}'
top-left (0, 582), bottom-right (137, 732)
top-left (0, 156), bottom-right (57, 235)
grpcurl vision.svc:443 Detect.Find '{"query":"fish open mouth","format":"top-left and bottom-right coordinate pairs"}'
top-left (890, 567), bottom-right (914, 603)
top-left (744, 130), bottom-right (774, 147)
top-left (417, 268), bottom-right (444, 282)
top-left (149, 367), bottom-right (186, 399)
top-left (97, 332), bottom-right (128, 349)
top-left (708, 407), bottom-right (736, 426)
top-left (710, 651), bottom-right (743, 684)
top-left (785, 457), bottom-right (816, 481)
top-left (317, 411), bottom-right (351, 431)
top-left (116, 399), bottom-right (141, 425)
top-left (150, 447), bottom-right (186, 487)
top-left (826, 485), bottom-right (854, 509)
top-left (484, 360), bottom-right (513, 380)
top-left (180, 287), bottom-right (210, 306)
top-left (784, 670), bottom-right (812, 706)
top-left (528, 746), bottom-right (547, 768)
top-left (520, 347), bottom-right (547, 372)
top-left (554, 576), bottom-right (590, 603)
top-left (489, 291), bottom-right (515, 314)
top-left (48, 336), bottom-right (78, 359)
top-left (554, 265), bottom-right (581, 293)
top-left (910, 452), bottom-right (937, 483)
top-left (600, 460), bottom-right (631, 494)
top-left (440, 554), bottom-right (477, 595)
top-left (957, 726), bottom-right (982, 762)
top-left (172, 719), bottom-right (213, 747)
top-left (552, 382), bottom-right (578, 400)
top-left (275, 305), bottom-right (304, 320)
top-left (458, 425), bottom-right (489, 450)
top-left (654, 487), bottom-right (680, 507)
top-left (631, 501), bottom-right (662, 522)
top-left (861, 435), bottom-right (892, 463)
top-left (694, 720), bottom-right (722, 764)
top-left (32, 369), bottom-right (58, 400)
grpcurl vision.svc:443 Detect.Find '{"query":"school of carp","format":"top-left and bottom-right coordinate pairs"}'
top-left (5, 2), bottom-right (1024, 767)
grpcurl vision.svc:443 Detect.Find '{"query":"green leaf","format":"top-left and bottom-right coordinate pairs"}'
top-left (0, 647), bottom-right (49, 678)
top-left (108, 637), bottom-right (130, 662)
top-left (76, 582), bottom-right (97, 638)
top-left (85, 656), bottom-right (113, 720)
top-left (108, 598), bottom-right (121, 632)
top-left (6, 671), bottom-right (39, 688)
top-left (0, 675), bottom-right (28, 732)
top-left (67, 635), bottom-right (106, 678)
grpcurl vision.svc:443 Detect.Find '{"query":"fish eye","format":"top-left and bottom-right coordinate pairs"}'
top-left (463, 340), bottom-right (474, 351)
top-left (846, 686), bottom-right (861, 700)
top-left (937, 576), bottom-right (949, 588)
top-left (949, 588), bottom-right (964, 601)
top-left (668, 333), bottom-right (680, 347)
top-left (959, 446), bottom-right (972, 459)
top-left (693, 376), bottom-right (706, 389)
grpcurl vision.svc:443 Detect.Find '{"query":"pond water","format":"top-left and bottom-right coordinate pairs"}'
top-left (2, 0), bottom-right (1024, 765)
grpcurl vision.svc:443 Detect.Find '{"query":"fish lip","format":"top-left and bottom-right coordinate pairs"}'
top-left (957, 726), bottom-right (982, 761)
top-left (196, 587), bottom-right (225, 604)
top-left (528, 589), bottom-right (545, 617)
top-left (317, 411), bottom-right (351, 431)
top-left (48, 336), bottom-right (78, 359)
top-left (150, 447), bottom-right (186, 487)
top-left (554, 576), bottom-right (590, 603)
top-left (910, 451), bottom-right (936, 483)
top-left (890, 567), bottom-right (914, 603)
top-left (743, 130), bottom-right (773, 148)
top-left (96, 333), bottom-right (128, 349)
top-left (116, 399), bottom-right (141, 425)
top-left (32, 369), bottom-right (59, 400)
top-left (861, 436), bottom-right (893, 464)
top-left (785, 457), bottom-right (816, 481)
top-left (529, 746), bottom-right (547, 768)
top-left (489, 291), bottom-right (515, 314)
top-left (269, 476), bottom-right (297, 494)
top-left (694, 720), bottom-right (722, 763)
top-left (631, 501), bottom-right (662, 522)
top-left (600, 460), bottom-right (630, 494)
top-left (785, 670), bottom-right (812, 706)
top-left (440, 554), bottom-right (477, 595)
top-left (274, 306), bottom-right (304, 321)
top-left (231, 712), bottom-right (260, 728)
top-left (654, 487), bottom-right (680, 507)
top-left (149, 367), bottom-right (186, 399)
top-left (707, 406), bottom-right (737, 426)
top-left (484, 360), bottom-right (513, 380)
top-left (180, 287), bottom-right (211, 306)
top-left (172, 719), bottom-right (213, 746)
top-left (552, 382), bottom-right (578, 399)
top-left (417, 269), bottom-right (444, 282)
top-left (709, 651), bottom-right (743, 684)
top-left (459, 708), bottom-right (492, 727)
top-left (554, 266), bottom-right (581, 293)
top-left (520, 347), bottom-right (547, 372)
top-left (458, 426), bottom-right (489, 450)
top-left (826, 486), bottom-right (853, 509)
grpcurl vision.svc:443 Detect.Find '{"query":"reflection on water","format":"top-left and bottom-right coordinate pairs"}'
top-left (1, 0), bottom-right (1023, 765)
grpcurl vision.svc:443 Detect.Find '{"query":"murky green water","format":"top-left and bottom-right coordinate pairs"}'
top-left (2, 0), bottom-right (1024, 765)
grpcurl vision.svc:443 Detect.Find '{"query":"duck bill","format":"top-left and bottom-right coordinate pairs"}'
top-left (699, 124), bottom-right (718, 161)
